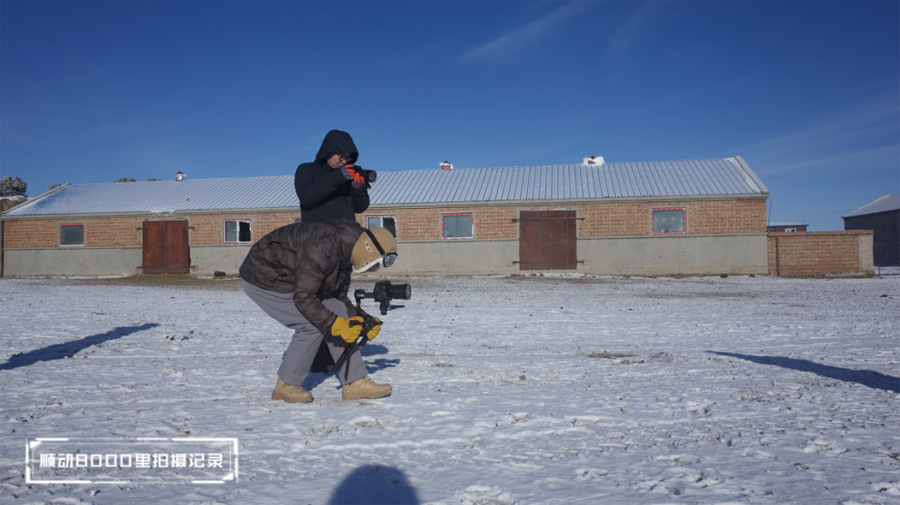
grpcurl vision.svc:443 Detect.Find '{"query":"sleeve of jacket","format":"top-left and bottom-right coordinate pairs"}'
top-left (291, 235), bottom-right (341, 332)
top-left (333, 267), bottom-right (359, 319)
top-left (295, 164), bottom-right (347, 210)
top-left (351, 184), bottom-right (370, 213)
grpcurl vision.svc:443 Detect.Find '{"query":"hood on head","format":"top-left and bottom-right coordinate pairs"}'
top-left (315, 129), bottom-right (359, 166)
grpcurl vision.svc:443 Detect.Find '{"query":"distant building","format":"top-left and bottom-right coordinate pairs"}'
top-left (767, 222), bottom-right (808, 233)
top-left (843, 193), bottom-right (900, 266)
top-left (0, 156), bottom-right (873, 277)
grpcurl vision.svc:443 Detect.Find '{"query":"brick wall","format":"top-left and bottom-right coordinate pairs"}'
top-left (369, 197), bottom-right (766, 240)
top-left (577, 198), bottom-right (765, 237)
top-left (1, 212), bottom-right (303, 249)
top-left (3, 219), bottom-right (62, 248)
top-left (2, 198), bottom-right (765, 255)
top-left (768, 231), bottom-right (874, 277)
top-left (189, 212), bottom-right (301, 245)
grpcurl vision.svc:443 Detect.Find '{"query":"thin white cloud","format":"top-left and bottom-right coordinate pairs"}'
top-left (760, 145), bottom-right (898, 175)
top-left (738, 92), bottom-right (900, 175)
top-left (745, 94), bottom-right (898, 153)
top-left (605, 1), bottom-right (667, 60)
top-left (460, 2), bottom-right (592, 63)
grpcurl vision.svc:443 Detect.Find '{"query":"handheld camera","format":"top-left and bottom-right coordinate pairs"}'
top-left (334, 280), bottom-right (411, 380)
top-left (345, 164), bottom-right (377, 184)
top-left (354, 280), bottom-right (412, 315)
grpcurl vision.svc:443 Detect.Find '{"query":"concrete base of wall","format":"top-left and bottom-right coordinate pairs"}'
top-left (858, 233), bottom-right (875, 273)
top-left (3, 245), bottom-right (255, 277)
top-left (382, 234), bottom-right (770, 276)
top-left (190, 245), bottom-right (252, 275)
top-left (579, 233), bottom-right (770, 276)
top-left (2, 234), bottom-right (775, 277)
top-left (15, 232), bottom-right (878, 278)
top-left (389, 240), bottom-right (521, 275)
top-left (3, 247), bottom-right (143, 277)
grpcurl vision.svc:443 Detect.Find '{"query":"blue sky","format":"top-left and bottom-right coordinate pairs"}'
top-left (2, 0), bottom-right (898, 231)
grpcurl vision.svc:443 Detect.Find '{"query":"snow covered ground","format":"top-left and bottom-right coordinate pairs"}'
top-left (1, 272), bottom-right (898, 505)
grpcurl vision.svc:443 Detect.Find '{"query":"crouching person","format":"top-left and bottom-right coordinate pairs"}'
top-left (239, 218), bottom-right (397, 403)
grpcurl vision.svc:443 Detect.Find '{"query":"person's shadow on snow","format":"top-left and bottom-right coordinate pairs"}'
top-left (327, 465), bottom-right (420, 505)
top-left (0, 323), bottom-right (159, 371)
top-left (709, 351), bottom-right (900, 393)
top-left (303, 343), bottom-right (399, 391)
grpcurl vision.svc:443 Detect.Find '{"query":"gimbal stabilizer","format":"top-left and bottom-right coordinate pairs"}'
top-left (332, 281), bottom-right (412, 380)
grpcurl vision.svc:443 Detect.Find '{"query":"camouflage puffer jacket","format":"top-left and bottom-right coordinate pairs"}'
top-left (239, 219), bottom-right (363, 332)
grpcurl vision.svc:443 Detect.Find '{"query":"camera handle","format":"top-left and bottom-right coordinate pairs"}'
top-left (354, 288), bottom-right (394, 315)
top-left (332, 295), bottom-right (381, 381)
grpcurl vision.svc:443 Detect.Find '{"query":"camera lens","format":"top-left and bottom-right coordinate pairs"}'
top-left (389, 283), bottom-right (411, 300)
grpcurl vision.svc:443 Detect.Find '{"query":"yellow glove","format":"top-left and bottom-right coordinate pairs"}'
top-left (366, 318), bottom-right (382, 341)
top-left (331, 316), bottom-right (365, 344)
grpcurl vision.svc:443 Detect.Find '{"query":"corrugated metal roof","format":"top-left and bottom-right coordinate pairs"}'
top-left (843, 193), bottom-right (900, 218)
top-left (4, 176), bottom-right (298, 217)
top-left (369, 157), bottom-right (766, 205)
top-left (3, 156), bottom-right (767, 217)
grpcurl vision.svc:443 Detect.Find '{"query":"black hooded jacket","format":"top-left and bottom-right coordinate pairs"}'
top-left (294, 130), bottom-right (369, 224)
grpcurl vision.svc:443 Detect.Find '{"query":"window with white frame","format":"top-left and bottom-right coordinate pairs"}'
top-left (366, 215), bottom-right (397, 237)
top-left (442, 213), bottom-right (473, 239)
top-left (651, 208), bottom-right (686, 235)
top-left (224, 220), bottom-right (252, 243)
top-left (59, 224), bottom-right (85, 246)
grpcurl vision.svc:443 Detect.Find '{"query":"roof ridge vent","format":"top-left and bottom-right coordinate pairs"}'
top-left (583, 156), bottom-right (605, 166)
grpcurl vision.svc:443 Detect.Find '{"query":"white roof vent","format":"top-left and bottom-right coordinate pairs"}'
top-left (176, 171), bottom-right (186, 182)
top-left (583, 156), bottom-right (605, 166)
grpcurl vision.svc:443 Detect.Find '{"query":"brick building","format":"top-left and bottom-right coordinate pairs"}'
top-left (0, 156), bottom-right (873, 277)
top-left (766, 222), bottom-right (808, 233)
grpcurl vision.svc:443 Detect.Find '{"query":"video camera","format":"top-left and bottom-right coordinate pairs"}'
top-left (345, 164), bottom-right (377, 184)
top-left (354, 280), bottom-right (412, 315)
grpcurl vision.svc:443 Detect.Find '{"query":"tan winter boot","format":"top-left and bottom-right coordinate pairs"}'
top-left (342, 377), bottom-right (392, 400)
top-left (271, 378), bottom-right (313, 403)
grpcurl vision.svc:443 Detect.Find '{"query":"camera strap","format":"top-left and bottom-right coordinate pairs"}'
top-left (364, 229), bottom-right (397, 268)
top-left (364, 229), bottom-right (385, 256)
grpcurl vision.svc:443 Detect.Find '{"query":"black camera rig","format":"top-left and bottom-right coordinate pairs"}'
top-left (355, 280), bottom-right (412, 315)
top-left (333, 281), bottom-right (412, 380)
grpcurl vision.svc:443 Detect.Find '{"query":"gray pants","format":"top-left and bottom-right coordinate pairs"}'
top-left (242, 281), bottom-right (367, 387)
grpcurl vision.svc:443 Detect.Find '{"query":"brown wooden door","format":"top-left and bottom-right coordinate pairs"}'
top-left (518, 210), bottom-right (577, 270)
top-left (142, 221), bottom-right (190, 274)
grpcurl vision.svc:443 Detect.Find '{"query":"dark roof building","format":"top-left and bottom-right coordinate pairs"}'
top-left (844, 193), bottom-right (899, 266)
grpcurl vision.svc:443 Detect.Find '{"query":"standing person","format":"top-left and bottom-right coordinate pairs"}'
top-left (239, 219), bottom-right (397, 403)
top-left (295, 129), bottom-right (371, 224)
top-left (295, 129), bottom-right (375, 371)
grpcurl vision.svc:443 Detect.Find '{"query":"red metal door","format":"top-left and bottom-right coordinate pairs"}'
top-left (142, 221), bottom-right (190, 274)
top-left (518, 211), bottom-right (577, 270)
